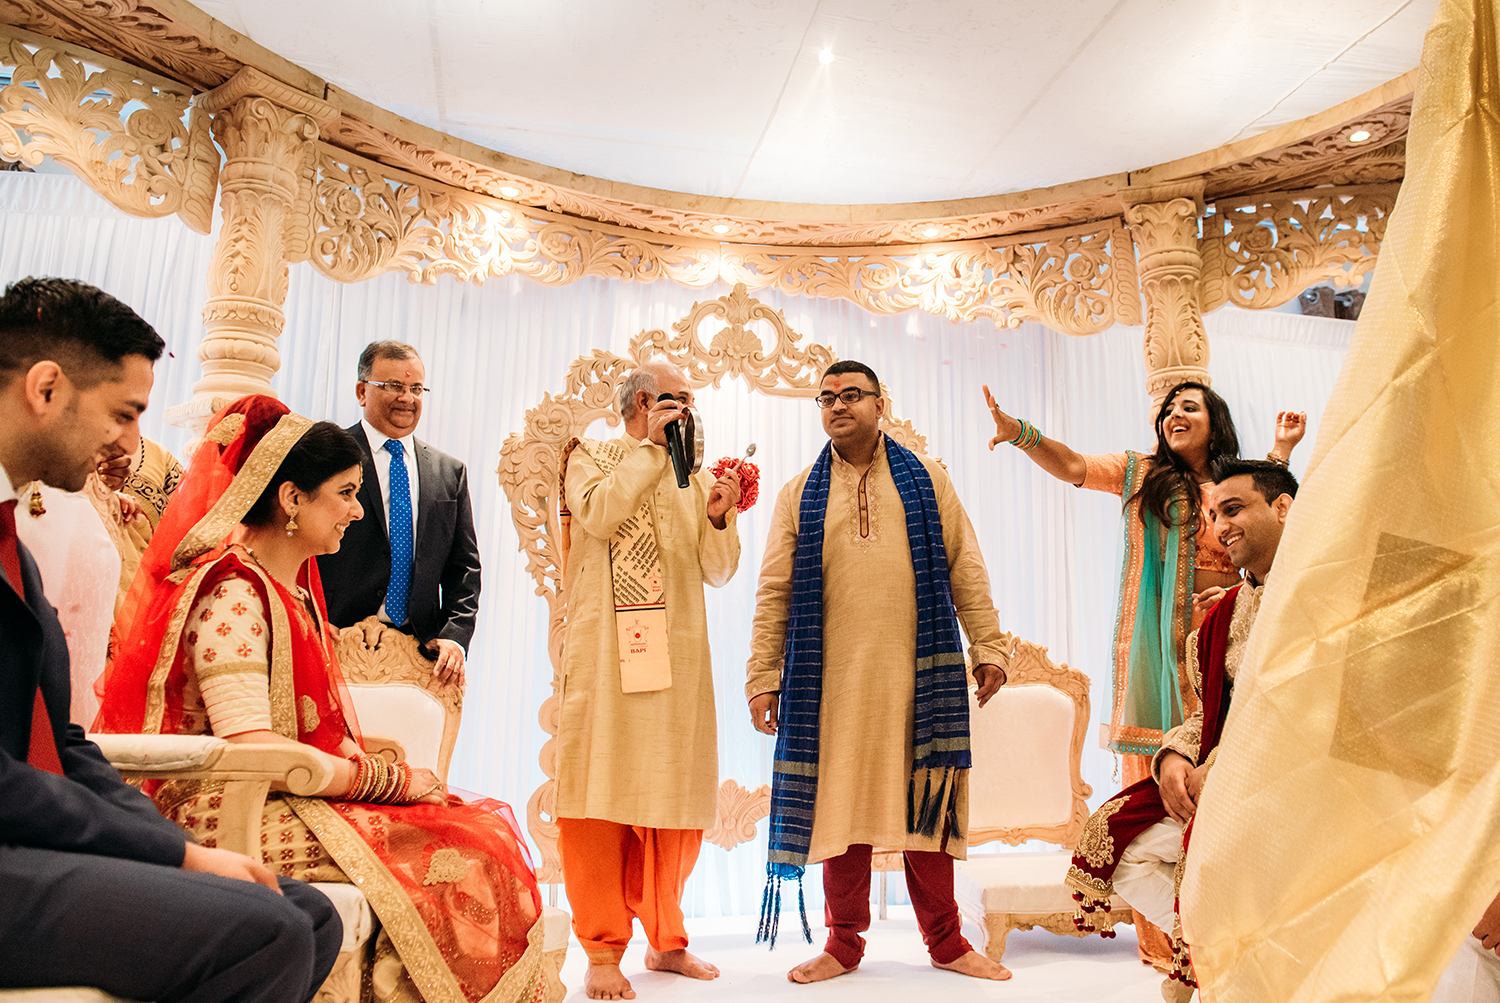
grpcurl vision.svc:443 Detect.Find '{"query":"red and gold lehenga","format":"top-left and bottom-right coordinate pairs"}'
top-left (96, 396), bottom-right (544, 1003)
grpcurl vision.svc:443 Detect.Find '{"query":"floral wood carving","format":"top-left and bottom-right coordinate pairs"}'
top-left (335, 615), bottom-right (463, 782)
top-left (1199, 185), bottom-right (1395, 312)
top-left (324, 100), bottom-right (1403, 252)
top-left (0, 0), bottom-right (240, 90)
top-left (627, 287), bottom-right (836, 398)
top-left (311, 144), bottom-right (1140, 334)
top-left (704, 779), bottom-right (772, 852)
top-left (188, 68), bottom-right (333, 407)
top-left (0, 27), bottom-right (218, 231)
top-left (324, 113), bottom-right (1130, 248)
top-left (497, 285), bottom-right (930, 881)
top-left (1125, 197), bottom-right (1210, 401)
top-left (0, 0), bottom-right (1407, 264)
top-left (1200, 96), bottom-right (1411, 200)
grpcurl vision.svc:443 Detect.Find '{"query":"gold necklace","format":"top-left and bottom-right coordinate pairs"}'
top-left (239, 544), bottom-right (309, 602)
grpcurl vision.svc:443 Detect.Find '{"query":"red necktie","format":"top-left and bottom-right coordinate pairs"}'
top-left (1, 498), bottom-right (63, 775)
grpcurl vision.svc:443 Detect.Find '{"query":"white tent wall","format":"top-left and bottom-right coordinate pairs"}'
top-left (0, 171), bottom-right (1351, 917)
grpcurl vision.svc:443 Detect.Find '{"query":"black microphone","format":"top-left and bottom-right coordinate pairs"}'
top-left (657, 392), bottom-right (691, 488)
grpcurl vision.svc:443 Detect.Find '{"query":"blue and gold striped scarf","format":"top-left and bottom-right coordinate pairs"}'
top-left (758, 433), bottom-right (970, 946)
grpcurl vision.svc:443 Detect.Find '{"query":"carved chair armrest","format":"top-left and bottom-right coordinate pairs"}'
top-left (89, 734), bottom-right (336, 858)
top-left (361, 735), bottom-right (407, 765)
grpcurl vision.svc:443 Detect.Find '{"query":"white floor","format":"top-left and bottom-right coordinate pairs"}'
top-left (556, 907), bottom-right (1166, 1002)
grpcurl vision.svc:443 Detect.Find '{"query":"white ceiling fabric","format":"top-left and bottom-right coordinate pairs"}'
top-left (195, 0), bottom-right (1436, 204)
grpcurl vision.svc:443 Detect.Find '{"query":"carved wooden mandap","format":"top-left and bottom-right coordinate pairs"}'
top-left (0, 0), bottom-right (1403, 424)
top-left (0, 0), bottom-right (1413, 889)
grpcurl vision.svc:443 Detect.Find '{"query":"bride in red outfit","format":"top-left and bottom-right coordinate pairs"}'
top-left (97, 395), bottom-right (544, 1003)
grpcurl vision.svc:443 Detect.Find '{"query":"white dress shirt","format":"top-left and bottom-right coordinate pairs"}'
top-left (361, 419), bottom-right (420, 623)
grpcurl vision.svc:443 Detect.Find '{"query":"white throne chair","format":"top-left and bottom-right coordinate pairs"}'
top-left (2, 617), bottom-right (568, 1003)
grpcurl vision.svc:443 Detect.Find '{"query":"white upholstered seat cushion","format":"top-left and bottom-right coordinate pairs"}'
top-left (87, 733), bottom-right (224, 771)
top-left (309, 881), bottom-right (377, 953)
top-left (968, 684), bottom-right (1075, 831)
top-left (541, 904), bottom-right (570, 952)
top-left (955, 851), bottom-right (1128, 917)
top-left (345, 683), bottom-right (445, 774)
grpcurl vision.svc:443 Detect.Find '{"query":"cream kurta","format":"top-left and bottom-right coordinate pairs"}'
top-left (558, 436), bottom-right (740, 830)
top-left (745, 439), bottom-right (1011, 863)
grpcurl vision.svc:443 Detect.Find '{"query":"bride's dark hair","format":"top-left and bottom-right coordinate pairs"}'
top-left (1131, 381), bottom-right (1240, 530)
top-left (244, 422), bottom-right (365, 527)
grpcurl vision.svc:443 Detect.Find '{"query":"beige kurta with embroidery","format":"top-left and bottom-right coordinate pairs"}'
top-left (745, 438), bottom-right (1012, 863)
top-left (557, 436), bottom-right (741, 830)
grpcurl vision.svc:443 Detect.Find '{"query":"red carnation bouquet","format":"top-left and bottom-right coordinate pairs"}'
top-left (710, 457), bottom-right (760, 512)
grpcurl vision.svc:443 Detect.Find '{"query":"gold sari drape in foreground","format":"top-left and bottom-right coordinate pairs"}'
top-left (1180, 1), bottom-right (1500, 999)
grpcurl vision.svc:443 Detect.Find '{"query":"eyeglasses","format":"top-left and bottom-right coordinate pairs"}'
top-left (365, 380), bottom-right (431, 398)
top-left (815, 388), bottom-right (880, 408)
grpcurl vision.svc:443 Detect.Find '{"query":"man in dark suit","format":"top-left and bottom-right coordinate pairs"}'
top-left (0, 278), bottom-right (341, 1002)
top-left (317, 341), bottom-right (480, 686)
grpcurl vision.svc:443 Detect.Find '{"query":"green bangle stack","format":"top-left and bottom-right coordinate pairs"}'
top-left (1010, 419), bottom-right (1042, 452)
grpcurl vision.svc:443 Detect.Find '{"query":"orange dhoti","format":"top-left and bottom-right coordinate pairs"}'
top-left (556, 817), bottom-right (703, 963)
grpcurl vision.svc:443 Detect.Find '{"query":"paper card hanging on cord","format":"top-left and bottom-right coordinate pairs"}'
top-left (571, 439), bottom-right (672, 693)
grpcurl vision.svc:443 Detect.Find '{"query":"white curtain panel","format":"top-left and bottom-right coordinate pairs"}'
top-left (0, 172), bottom-right (1351, 917)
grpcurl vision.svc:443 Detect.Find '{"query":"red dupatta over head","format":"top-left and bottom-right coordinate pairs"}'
top-left (96, 395), bottom-right (360, 751)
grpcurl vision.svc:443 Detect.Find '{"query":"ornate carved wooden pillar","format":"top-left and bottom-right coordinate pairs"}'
top-left (166, 68), bottom-right (338, 433)
top-left (1124, 185), bottom-right (1209, 402)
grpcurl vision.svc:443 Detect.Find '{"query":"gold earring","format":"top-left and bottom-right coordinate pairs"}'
top-left (285, 512), bottom-right (298, 536)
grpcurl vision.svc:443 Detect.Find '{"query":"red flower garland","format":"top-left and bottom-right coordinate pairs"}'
top-left (710, 457), bottom-right (760, 512)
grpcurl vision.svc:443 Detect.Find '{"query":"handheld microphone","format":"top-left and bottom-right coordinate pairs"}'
top-left (657, 392), bottom-right (691, 488)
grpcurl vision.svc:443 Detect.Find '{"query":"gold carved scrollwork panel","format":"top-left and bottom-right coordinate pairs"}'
top-left (0, 26), bottom-right (218, 231)
top-left (1200, 185), bottom-right (1396, 312)
top-left (312, 143), bottom-right (1139, 334)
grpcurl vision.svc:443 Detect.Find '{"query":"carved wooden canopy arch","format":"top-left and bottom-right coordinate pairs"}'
top-left (496, 283), bottom-right (930, 882)
top-left (0, 3), bottom-right (1405, 412)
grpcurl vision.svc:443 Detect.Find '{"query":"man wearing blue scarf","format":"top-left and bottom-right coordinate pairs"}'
top-left (746, 360), bottom-right (1013, 984)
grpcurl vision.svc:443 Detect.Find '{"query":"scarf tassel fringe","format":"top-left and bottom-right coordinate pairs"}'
top-left (757, 873), bottom-right (812, 949)
top-left (908, 766), bottom-right (961, 839)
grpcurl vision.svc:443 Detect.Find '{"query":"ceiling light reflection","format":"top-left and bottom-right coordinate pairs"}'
top-left (819, 48), bottom-right (835, 65)
top-left (712, 223), bottom-right (731, 234)
top-left (922, 226), bottom-right (942, 239)
top-left (498, 186), bottom-right (521, 198)
top-left (1347, 129), bottom-right (1372, 144)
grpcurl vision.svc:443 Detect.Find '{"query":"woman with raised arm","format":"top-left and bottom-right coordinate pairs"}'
top-left (983, 382), bottom-right (1306, 766)
top-left (97, 395), bottom-right (544, 1003)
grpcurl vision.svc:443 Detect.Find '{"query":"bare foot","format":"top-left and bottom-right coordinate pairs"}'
top-left (788, 951), bottom-right (856, 983)
top-left (644, 947), bottom-right (720, 980)
top-left (932, 950), bottom-right (1012, 981)
top-left (584, 962), bottom-right (636, 1000)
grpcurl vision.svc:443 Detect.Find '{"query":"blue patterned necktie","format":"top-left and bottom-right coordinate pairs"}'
top-left (385, 438), bottom-right (413, 626)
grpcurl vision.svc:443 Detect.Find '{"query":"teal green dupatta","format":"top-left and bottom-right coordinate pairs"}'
top-left (1106, 452), bottom-right (1195, 756)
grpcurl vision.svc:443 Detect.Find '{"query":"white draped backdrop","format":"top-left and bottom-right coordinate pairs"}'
top-left (0, 171), bottom-right (1353, 918)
